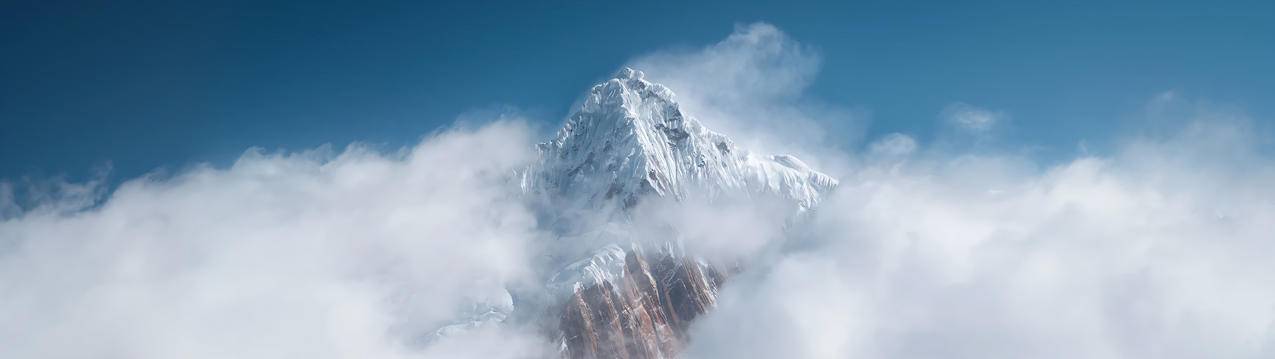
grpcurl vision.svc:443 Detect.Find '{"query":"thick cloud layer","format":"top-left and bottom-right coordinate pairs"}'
top-left (3, 22), bottom-right (1274, 359)
top-left (0, 121), bottom-right (551, 358)
top-left (687, 119), bottom-right (1275, 358)
top-left (643, 23), bottom-right (1275, 359)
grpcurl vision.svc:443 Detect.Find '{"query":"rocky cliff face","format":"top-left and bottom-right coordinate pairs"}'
top-left (559, 249), bottom-right (724, 359)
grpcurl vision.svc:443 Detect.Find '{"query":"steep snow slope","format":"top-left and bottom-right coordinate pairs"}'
top-left (523, 67), bottom-right (836, 213)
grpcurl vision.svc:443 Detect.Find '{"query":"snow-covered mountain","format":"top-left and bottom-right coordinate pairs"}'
top-left (523, 67), bottom-right (836, 213)
top-left (440, 68), bottom-right (837, 358)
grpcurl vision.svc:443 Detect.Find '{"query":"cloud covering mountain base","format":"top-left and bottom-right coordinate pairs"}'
top-left (687, 120), bottom-right (1275, 359)
top-left (0, 122), bottom-right (553, 358)
top-left (3, 23), bottom-right (1274, 359)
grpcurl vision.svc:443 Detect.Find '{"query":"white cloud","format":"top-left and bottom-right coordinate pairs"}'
top-left (943, 102), bottom-right (1004, 133)
top-left (618, 24), bottom-right (1275, 359)
top-left (0, 182), bottom-right (19, 219)
top-left (628, 195), bottom-right (794, 265)
top-left (0, 120), bottom-right (551, 359)
top-left (684, 254), bottom-right (869, 359)
top-left (628, 22), bottom-right (863, 169)
top-left (683, 96), bottom-right (1275, 359)
top-left (868, 133), bottom-right (918, 157)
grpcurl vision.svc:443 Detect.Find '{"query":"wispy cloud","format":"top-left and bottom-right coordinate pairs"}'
top-left (942, 102), bottom-right (1004, 133)
top-left (628, 22), bottom-right (864, 167)
top-left (868, 133), bottom-right (919, 157)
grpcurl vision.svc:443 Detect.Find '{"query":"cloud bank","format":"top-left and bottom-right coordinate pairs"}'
top-left (0, 121), bottom-right (551, 358)
top-left (3, 22), bottom-right (1274, 359)
top-left (687, 117), bottom-right (1275, 358)
top-left (642, 23), bottom-right (1275, 359)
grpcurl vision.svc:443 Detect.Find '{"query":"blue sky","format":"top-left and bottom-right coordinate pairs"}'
top-left (2, 0), bottom-right (1272, 183)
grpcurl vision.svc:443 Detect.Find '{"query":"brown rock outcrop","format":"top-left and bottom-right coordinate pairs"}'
top-left (559, 250), bottom-right (725, 359)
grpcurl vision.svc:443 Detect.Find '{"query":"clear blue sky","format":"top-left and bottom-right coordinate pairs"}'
top-left (2, 0), bottom-right (1272, 183)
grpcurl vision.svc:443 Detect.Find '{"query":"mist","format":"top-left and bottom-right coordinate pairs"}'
top-left (641, 23), bottom-right (1275, 359)
top-left (3, 22), bottom-right (1274, 359)
top-left (0, 121), bottom-right (552, 358)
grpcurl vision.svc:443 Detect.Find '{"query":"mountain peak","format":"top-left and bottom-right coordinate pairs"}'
top-left (572, 67), bottom-right (678, 130)
top-left (616, 66), bottom-right (643, 81)
top-left (525, 68), bottom-right (837, 211)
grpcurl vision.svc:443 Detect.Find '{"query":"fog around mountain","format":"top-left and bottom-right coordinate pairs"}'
top-left (3, 23), bottom-right (1274, 359)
